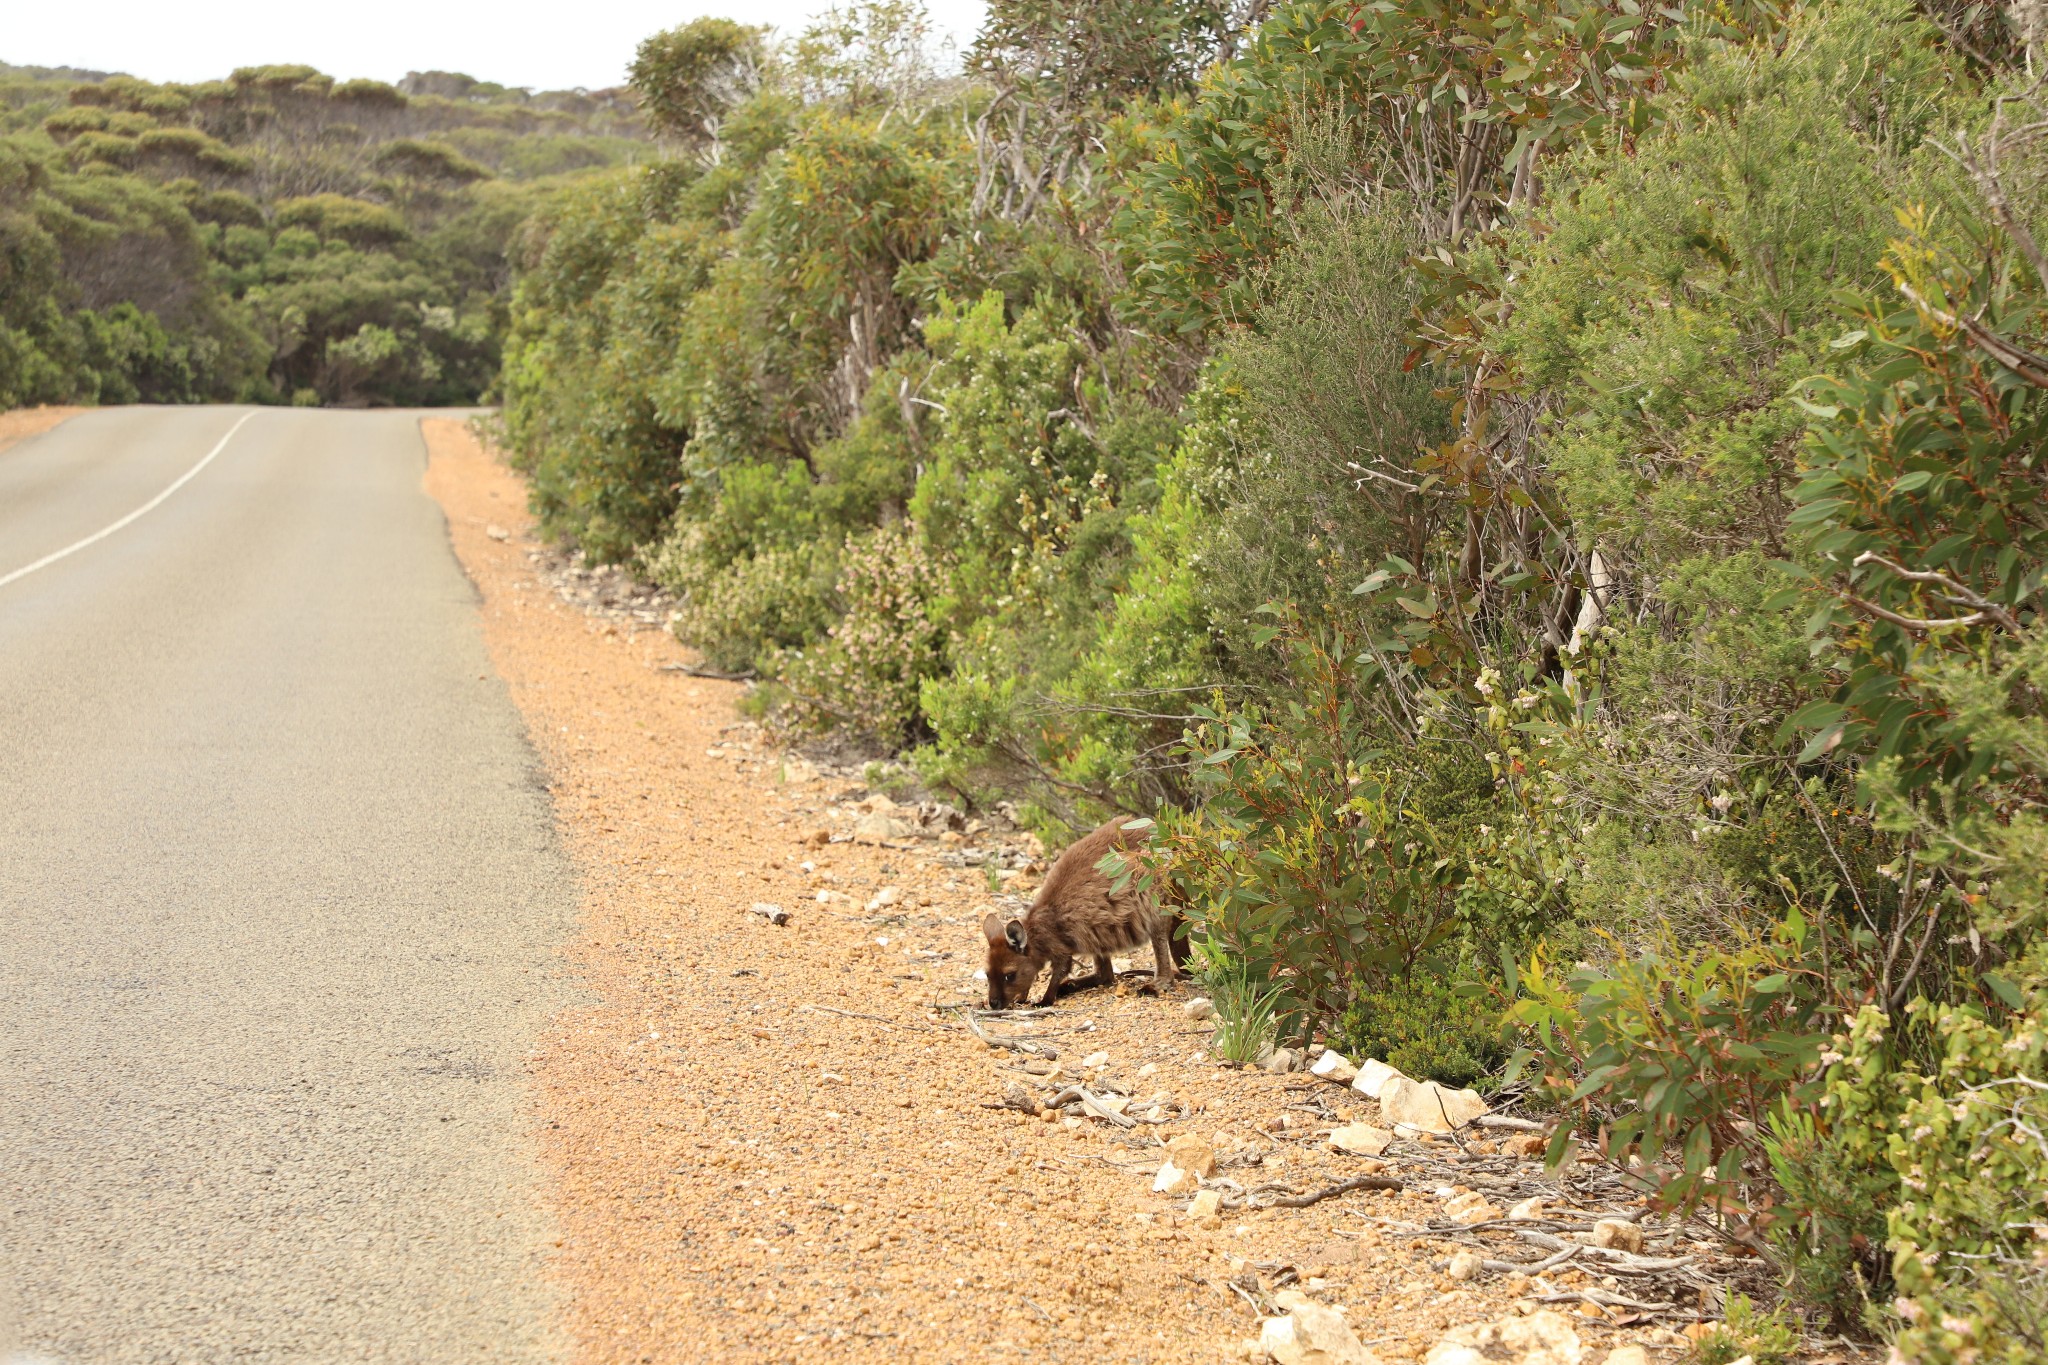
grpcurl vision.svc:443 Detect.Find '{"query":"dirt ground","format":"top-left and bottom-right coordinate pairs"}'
top-left (0, 405), bottom-right (85, 454)
top-left (420, 419), bottom-right (1775, 1365)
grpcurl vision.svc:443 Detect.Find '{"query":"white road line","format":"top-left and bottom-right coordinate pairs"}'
top-left (0, 409), bottom-right (259, 591)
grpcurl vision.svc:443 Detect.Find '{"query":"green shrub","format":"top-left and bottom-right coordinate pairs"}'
top-left (644, 527), bottom-right (839, 674)
top-left (778, 523), bottom-right (949, 746)
top-left (1336, 971), bottom-right (1508, 1092)
top-left (1688, 1293), bottom-right (1799, 1365)
top-left (1198, 945), bottom-right (1284, 1067)
top-left (1505, 915), bottom-right (1830, 1213)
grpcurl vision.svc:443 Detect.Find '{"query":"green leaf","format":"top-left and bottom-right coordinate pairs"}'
top-left (1983, 972), bottom-right (2025, 1009)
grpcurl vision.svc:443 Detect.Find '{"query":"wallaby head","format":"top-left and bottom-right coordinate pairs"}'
top-left (982, 911), bottom-right (1046, 1009)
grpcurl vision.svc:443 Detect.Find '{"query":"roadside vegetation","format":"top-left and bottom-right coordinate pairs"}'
top-left (499, 1), bottom-right (2048, 1354)
top-left (13, 0), bottom-right (2043, 1353)
top-left (0, 59), bottom-right (646, 407)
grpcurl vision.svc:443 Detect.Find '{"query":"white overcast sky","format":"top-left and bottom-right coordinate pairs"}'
top-left (3, 0), bottom-right (990, 92)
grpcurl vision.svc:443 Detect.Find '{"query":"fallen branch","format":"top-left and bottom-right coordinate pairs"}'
top-left (946, 1006), bottom-right (1058, 1059)
top-left (1482, 1245), bottom-right (1580, 1277)
top-left (1229, 1173), bottom-right (1403, 1210)
top-left (748, 902), bottom-right (790, 925)
top-left (1534, 1289), bottom-right (1678, 1314)
top-left (659, 662), bottom-right (758, 681)
top-left (800, 1003), bottom-right (897, 1028)
top-left (1047, 1084), bottom-right (1137, 1128)
top-left (1473, 1115), bottom-right (1547, 1132)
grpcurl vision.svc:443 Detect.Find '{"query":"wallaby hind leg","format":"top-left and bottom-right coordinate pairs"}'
top-left (1085, 954), bottom-right (1116, 989)
top-left (1150, 924), bottom-right (1182, 985)
top-left (1035, 955), bottom-right (1075, 1007)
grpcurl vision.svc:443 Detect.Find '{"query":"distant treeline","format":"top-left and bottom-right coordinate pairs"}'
top-left (0, 61), bottom-right (650, 408)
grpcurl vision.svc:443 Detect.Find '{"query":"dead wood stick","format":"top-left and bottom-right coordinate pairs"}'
top-left (1514, 1230), bottom-right (1695, 1272)
top-left (800, 1003), bottom-right (897, 1028)
top-left (1535, 1289), bottom-right (1676, 1313)
top-left (748, 902), bottom-right (791, 925)
top-left (660, 662), bottom-right (758, 681)
top-left (1481, 1245), bottom-right (1579, 1276)
top-left (1245, 1173), bottom-right (1403, 1209)
top-left (950, 1007), bottom-right (1058, 1059)
top-left (1047, 1084), bottom-right (1137, 1128)
top-left (1474, 1115), bottom-right (1547, 1132)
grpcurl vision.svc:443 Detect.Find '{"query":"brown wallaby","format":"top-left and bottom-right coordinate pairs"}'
top-left (982, 816), bottom-right (1179, 1008)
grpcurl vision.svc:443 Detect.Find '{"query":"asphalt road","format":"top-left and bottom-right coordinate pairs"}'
top-left (0, 407), bottom-right (577, 1363)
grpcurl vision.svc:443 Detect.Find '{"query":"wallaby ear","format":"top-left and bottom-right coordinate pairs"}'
top-left (1003, 919), bottom-right (1028, 954)
top-left (981, 912), bottom-right (1006, 944)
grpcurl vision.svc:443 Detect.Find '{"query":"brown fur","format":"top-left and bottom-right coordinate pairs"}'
top-left (982, 817), bottom-right (1180, 1008)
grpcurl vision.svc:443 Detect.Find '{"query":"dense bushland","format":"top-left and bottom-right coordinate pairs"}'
top-left (0, 60), bottom-right (648, 407)
top-left (497, 0), bottom-right (2044, 1352)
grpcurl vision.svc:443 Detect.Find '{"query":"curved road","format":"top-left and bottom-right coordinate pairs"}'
top-left (0, 407), bottom-right (576, 1363)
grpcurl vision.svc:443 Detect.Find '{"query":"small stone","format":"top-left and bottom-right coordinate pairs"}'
top-left (1188, 1188), bottom-right (1223, 1220)
top-left (1310, 1050), bottom-right (1358, 1084)
top-left (1509, 1197), bottom-right (1548, 1221)
top-left (852, 814), bottom-right (916, 843)
top-left (1590, 1219), bottom-right (1643, 1254)
top-left (1351, 1058), bottom-right (1404, 1100)
top-left (1258, 1302), bottom-right (1382, 1365)
top-left (1504, 1132), bottom-right (1550, 1159)
top-left (1426, 1309), bottom-right (1583, 1365)
top-left (1447, 1248), bottom-right (1486, 1281)
top-left (1153, 1159), bottom-right (1193, 1195)
top-left (1082, 1050), bottom-right (1110, 1069)
top-left (1379, 1076), bottom-right (1489, 1133)
top-left (1442, 1191), bottom-right (1504, 1226)
top-left (485, 523), bottom-right (510, 541)
top-left (1603, 1348), bottom-right (1651, 1365)
top-left (747, 902), bottom-right (790, 925)
top-left (1264, 1047), bottom-right (1302, 1074)
top-left (867, 886), bottom-right (902, 911)
top-left (1185, 996), bottom-right (1216, 1021)
top-left (1328, 1123), bottom-right (1393, 1157)
top-left (1166, 1134), bottom-right (1218, 1179)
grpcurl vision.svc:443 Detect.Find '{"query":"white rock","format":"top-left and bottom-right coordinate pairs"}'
top-left (1082, 1050), bottom-right (1110, 1069)
top-left (1351, 1058), bottom-right (1405, 1100)
top-left (1185, 996), bottom-right (1216, 1021)
top-left (1310, 1050), bottom-right (1358, 1083)
top-left (485, 523), bottom-right (510, 541)
top-left (1258, 1302), bottom-right (1382, 1365)
top-left (852, 814), bottom-right (916, 843)
top-left (1188, 1188), bottom-right (1223, 1219)
top-left (1426, 1310), bottom-right (1583, 1365)
top-left (1442, 1191), bottom-right (1503, 1226)
top-left (747, 902), bottom-right (790, 925)
top-left (1509, 1197), bottom-right (1548, 1221)
top-left (1327, 1123), bottom-right (1393, 1157)
top-left (1603, 1349), bottom-right (1650, 1365)
top-left (1264, 1047), bottom-right (1302, 1074)
top-left (1590, 1219), bottom-right (1643, 1254)
top-left (1447, 1248), bottom-right (1486, 1281)
top-left (866, 886), bottom-right (902, 911)
top-left (1379, 1076), bottom-right (1489, 1133)
top-left (1153, 1159), bottom-right (1193, 1195)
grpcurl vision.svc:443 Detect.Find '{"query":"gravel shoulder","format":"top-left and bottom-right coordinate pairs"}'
top-left (421, 419), bottom-right (1785, 1365)
top-left (0, 405), bottom-right (86, 455)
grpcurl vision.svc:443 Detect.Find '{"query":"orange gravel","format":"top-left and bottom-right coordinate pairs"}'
top-left (0, 405), bottom-right (86, 454)
top-left (420, 418), bottom-right (1676, 1365)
